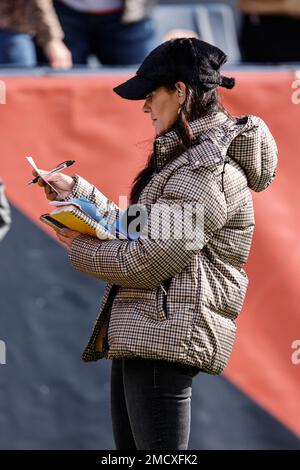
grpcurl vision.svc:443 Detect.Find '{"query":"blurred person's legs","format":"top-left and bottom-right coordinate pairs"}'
top-left (91, 13), bottom-right (156, 66)
top-left (0, 31), bottom-right (36, 67)
top-left (53, 0), bottom-right (155, 66)
top-left (53, 0), bottom-right (91, 64)
top-left (240, 14), bottom-right (300, 63)
top-left (111, 357), bottom-right (199, 450)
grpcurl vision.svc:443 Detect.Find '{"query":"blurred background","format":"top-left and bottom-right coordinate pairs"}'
top-left (0, 0), bottom-right (300, 450)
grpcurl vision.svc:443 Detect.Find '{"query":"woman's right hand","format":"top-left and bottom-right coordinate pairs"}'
top-left (33, 170), bottom-right (75, 201)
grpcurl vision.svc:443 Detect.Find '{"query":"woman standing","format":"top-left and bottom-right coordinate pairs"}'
top-left (36, 38), bottom-right (278, 450)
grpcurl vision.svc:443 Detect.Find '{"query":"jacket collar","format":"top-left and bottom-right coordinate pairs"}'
top-left (153, 111), bottom-right (230, 171)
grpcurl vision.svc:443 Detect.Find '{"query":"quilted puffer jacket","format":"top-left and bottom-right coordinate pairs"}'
top-left (67, 111), bottom-right (277, 375)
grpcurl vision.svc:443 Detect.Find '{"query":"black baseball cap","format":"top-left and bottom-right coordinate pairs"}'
top-left (113, 37), bottom-right (235, 100)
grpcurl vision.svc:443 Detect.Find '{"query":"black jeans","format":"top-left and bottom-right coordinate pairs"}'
top-left (110, 357), bottom-right (200, 450)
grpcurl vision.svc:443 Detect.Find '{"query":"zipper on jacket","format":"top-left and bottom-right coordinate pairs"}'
top-left (102, 321), bottom-right (110, 358)
top-left (101, 285), bottom-right (119, 356)
top-left (103, 333), bottom-right (109, 355)
top-left (153, 151), bottom-right (158, 174)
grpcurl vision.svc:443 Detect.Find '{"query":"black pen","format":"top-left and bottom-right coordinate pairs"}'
top-left (27, 160), bottom-right (75, 186)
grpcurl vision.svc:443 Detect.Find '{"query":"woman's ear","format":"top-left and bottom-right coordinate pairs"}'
top-left (175, 81), bottom-right (186, 104)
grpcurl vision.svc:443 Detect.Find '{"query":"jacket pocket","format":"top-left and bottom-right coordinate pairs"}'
top-left (156, 279), bottom-right (171, 320)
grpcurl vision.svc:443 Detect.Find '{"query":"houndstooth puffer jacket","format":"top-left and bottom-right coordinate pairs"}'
top-left (67, 111), bottom-right (278, 375)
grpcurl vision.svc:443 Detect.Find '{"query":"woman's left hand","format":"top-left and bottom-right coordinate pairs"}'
top-left (56, 228), bottom-right (81, 250)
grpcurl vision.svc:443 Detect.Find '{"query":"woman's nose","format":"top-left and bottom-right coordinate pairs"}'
top-left (142, 99), bottom-right (151, 113)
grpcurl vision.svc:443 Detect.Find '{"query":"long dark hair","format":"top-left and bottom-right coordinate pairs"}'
top-left (129, 83), bottom-right (232, 204)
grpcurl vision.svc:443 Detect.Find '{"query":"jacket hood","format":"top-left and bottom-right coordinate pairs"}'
top-left (154, 112), bottom-right (278, 192)
top-left (187, 113), bottom-right (278, 193)
top-left (227, 115), bottom-right (278, 192)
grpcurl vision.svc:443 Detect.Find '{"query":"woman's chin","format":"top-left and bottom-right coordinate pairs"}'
top-left (154, 124), bottom-right (168, 136)
top-left (153, 123), bottom-right (160, 135)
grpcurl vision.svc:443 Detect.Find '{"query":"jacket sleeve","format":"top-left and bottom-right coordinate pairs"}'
top-left (66, 174), bottom-right (121, 225)
top-left (0, 181), bottom-right (11, 241)
top-left (33, 0), bottom-right (64, 47)
top-left (68, 165), bottom-right (227, 288)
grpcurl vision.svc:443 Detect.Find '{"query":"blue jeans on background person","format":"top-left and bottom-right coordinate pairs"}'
top-left (111, 357), bottom-right (200, 450)
top-left (52, 0), bottom-right (156, 66)
top-left (0, 30), bottom-right (37, 67)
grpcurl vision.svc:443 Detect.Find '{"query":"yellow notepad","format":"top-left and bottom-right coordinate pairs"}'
top-left (40, 205), bottom-right (114, 240)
